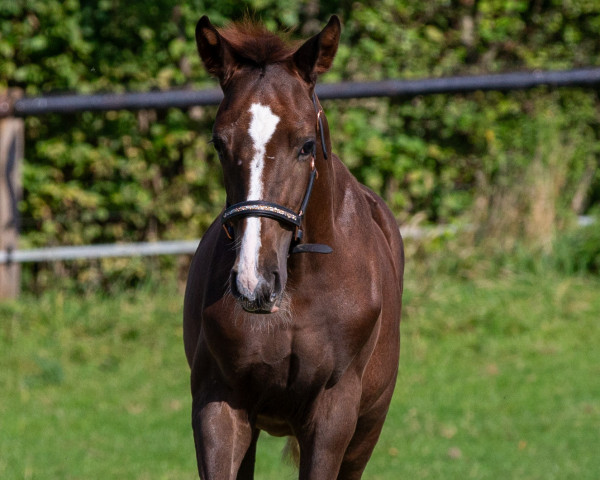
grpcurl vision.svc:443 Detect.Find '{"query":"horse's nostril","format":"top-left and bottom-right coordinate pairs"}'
top-left (272, 270), bottom-right (281, 293)
top-left (267, 271), bottom-right (282, 304)
top-left (230, 271), bottom-right (245, 299)
top-left (251, 275), bottom-right (279, 310)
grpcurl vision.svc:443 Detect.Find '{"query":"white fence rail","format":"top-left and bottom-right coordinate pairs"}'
top-left (0, 240), bottom-right (199, 264)
top-left (0, 227), bottom-right (436, 265)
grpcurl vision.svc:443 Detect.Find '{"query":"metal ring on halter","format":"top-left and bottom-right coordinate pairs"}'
top-left (313, 95), bottom-right (328, 160)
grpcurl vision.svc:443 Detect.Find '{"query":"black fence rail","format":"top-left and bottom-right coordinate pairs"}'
top-left (3, 67), bottom-right (600, 117)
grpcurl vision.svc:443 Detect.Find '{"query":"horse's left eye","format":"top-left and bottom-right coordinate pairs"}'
top-left (299, 141), bottom-right (315, 158)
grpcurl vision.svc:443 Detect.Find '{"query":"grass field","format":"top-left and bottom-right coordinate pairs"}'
top-left (1, 258), bottom-right (599, 479)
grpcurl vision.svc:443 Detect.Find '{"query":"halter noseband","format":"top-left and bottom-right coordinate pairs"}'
top-left (221, 93), bottom-right (332, 255)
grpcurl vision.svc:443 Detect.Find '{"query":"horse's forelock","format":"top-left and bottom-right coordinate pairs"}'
top-left (219, 20), bottom-right (298, 67)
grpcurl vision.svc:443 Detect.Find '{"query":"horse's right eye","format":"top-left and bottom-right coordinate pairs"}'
top-left (211, 138), bottom-right (225, 158)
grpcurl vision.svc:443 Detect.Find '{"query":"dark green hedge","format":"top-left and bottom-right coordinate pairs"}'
top-left (2, 0), bottom-right (599, 254)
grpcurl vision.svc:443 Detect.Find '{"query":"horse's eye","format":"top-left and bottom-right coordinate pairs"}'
top-left (299, 141), bottom-right (315, 158)
top-left (211, 137), bottom-right (224, 158)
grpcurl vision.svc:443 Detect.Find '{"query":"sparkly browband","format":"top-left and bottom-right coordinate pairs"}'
top-left (222, 201), bottom-right (302, 227)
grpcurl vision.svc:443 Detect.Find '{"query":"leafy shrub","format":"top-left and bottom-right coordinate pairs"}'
top-left (1, 1), bottom-right (600, 286)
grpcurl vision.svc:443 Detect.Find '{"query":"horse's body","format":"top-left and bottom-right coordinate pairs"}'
top-left (184, 16), bottom-right (404, 479)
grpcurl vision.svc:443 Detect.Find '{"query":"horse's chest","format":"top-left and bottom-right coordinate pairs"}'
top-left (206, 304), bottom-right (378, 394)
top-left (209, 327), bottom-right (332, 391)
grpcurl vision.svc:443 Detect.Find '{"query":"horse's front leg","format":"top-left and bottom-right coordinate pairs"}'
top-left (192, 396), bottom-right (255, 480)
top-left (297, 374), bottom-right (362, 480)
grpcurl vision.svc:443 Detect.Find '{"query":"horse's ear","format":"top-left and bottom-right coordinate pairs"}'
top-left (195, 16), bottom-right (232, 82)
top-left (293, 15), bottom-right (341, 84)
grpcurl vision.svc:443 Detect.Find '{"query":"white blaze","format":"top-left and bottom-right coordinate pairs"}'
top-left (237, 103), bottom-right (280, 296)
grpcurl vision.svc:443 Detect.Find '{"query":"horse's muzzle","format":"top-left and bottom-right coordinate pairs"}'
top-left (230, 271), bottom-right (282, 314)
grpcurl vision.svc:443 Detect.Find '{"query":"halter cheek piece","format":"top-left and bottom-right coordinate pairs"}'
top-left (221, 93), bottom-right (332, 255)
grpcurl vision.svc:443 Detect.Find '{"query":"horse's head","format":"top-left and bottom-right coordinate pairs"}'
top-left (195, 16), bottom-right (340, 314)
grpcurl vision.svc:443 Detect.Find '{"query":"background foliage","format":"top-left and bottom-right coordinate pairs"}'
top-left (2, 3), bottom-right (600, 478)
top-left (1, 0), bottom-right (600, 284)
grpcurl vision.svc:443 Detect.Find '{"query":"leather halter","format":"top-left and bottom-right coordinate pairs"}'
top-left (221, 93), bottom-right (332, 255)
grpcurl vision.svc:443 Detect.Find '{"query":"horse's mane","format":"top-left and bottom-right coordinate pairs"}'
top-left (219, 19), bottom-right (298, 67)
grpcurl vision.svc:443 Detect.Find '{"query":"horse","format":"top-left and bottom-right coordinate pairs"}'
top-left (183, 15), bottom-right (404, 479)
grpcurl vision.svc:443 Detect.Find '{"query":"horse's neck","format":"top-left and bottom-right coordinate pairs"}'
top-left (303, 153), bottom-right (346, 244)
top-left (303, 105), bottom-right (354, 244)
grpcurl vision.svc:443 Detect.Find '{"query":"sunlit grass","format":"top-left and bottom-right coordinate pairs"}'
top-left (1, 264), bottom-right (599, 479)
top-left (366, 270), bottom-right (600, 479)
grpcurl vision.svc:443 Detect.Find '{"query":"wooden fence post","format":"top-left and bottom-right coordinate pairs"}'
top-left (0, 91), bottom-right (23, 299)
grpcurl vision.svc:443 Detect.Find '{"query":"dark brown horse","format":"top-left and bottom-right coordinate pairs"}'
top-left (184, 15), bottom-right (404, 479)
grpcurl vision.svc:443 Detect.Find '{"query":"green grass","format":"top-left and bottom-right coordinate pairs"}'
top-left (1, 265), bottom-right (599, 479)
